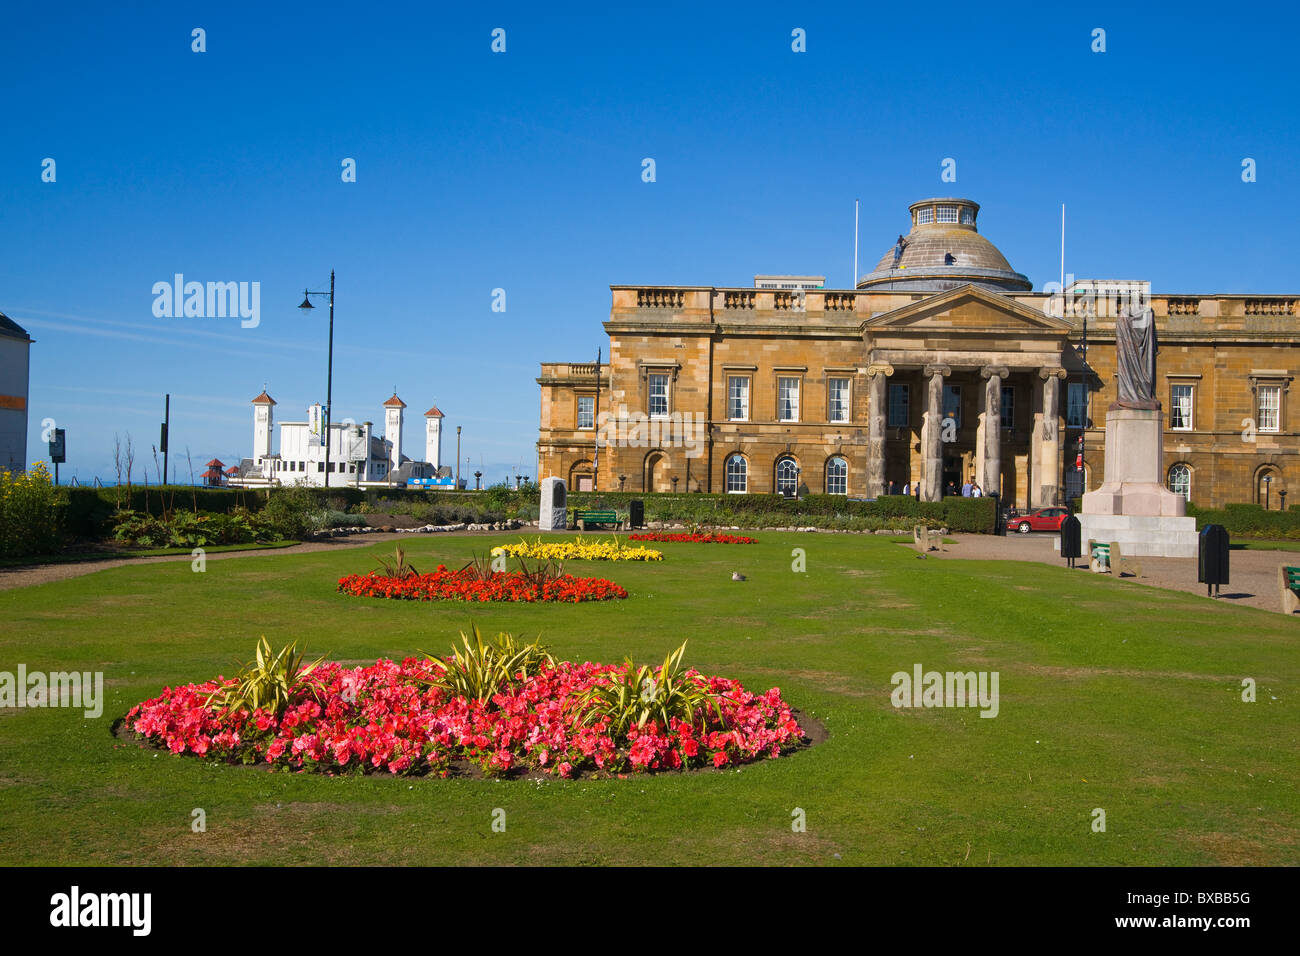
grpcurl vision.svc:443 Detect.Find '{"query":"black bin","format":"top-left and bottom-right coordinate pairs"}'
top-left (629, 499), bottom-right (645, 530)
top-left (1198, 524), bottom-right (1230, 596)
top-left (1060, 514), bottom-right (1082, 567)
top-left (990, 493), bottom-right (1006, 536)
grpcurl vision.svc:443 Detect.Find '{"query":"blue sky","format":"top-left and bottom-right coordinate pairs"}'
top-left (3, 1), bottom-right (1297, 483)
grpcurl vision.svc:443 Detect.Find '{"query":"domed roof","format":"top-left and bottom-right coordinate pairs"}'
top-left (858, 198), bottom-right (1031, 293)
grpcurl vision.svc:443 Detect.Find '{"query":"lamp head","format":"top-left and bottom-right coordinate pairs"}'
top-left (298, 291), bottom-right (314, 311)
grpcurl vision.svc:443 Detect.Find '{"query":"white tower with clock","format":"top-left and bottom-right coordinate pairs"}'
top-left (425, 405), bottom-right (444, 469)
top-left (383, 393), bottom-right (406, 472)
top-left (252, 390), bottom-right (275, 467)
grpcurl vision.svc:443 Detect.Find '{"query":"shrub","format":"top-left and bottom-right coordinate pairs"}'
top-left (0, 463), bottom-right (64, 558)
top-left (259, 485), bottom-right (319, 539)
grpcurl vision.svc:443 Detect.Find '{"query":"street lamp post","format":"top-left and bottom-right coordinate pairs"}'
top-left (1264, 473), bottom-right (1273, 509)
top-left (298, 271), bottom-right (336, 489)
top-left (456, 427), bottom-right (462, 489)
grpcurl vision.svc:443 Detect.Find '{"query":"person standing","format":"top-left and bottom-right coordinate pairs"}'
top-left (961, 478), bottom-right (973, 497)
top-left (971, 482), bottom-right (983, 498)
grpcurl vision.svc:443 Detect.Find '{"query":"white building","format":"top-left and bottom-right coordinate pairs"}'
top-left (233, 390), bottom-right (451, 488)
top-left (0, 311), bottom-right (32, 473)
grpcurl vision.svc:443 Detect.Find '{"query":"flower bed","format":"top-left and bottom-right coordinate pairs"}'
top-left (491, 536), bottom-right (663, 562)
top-left (338, 565), bottom-right (627, 603)
top-left (125, 656), bottom-right (804, 778)
top-left (628, 532), bottom-right (759, 544)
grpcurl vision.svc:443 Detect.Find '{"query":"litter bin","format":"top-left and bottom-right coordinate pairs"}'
top-left (629, 499), bottom-right (645, 530)
top-left (1198, 524), bottom-right (1230, 597)
top-left (1060, 514), bottom-right (1082, 568)
top-left (990, 493), bottom-right (1006, 536)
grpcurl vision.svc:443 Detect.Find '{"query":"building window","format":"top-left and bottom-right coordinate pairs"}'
top-left (1067, 382), bottom-right (1088, 427)
top-left (1168, 463), bottom-right (1191, 500)
top-left (1000, 385), bottom-right (1014, 428)
top-left (1170, 384), bottom-right (1194, 430)
top-left (936, 204), bottom-right (958, 223)
top-left (728, 376), bottom-right (750, 421)
top-left (648, 373), bottom-right (670, 418)
top-left (888, 383), bottom-right (910, 428)
top-left (828, 377), bottom-right (851, 423)
top-left (1257, 384), bottom-right (1281, 433)
top-left (317, 462), bottom-right (324, 472)
top-left (577, 394), bottom-right (595, 429)
top-left (826, 456), bottom-right (848, 495)
top-left (725, 454), bottom-right (747, 493)
top-left (776, 457), bottom-right (799, 496)
top-left (915, 206), bottom-right (933, 225)
top-left (960, 206), bottom-right (975, 225)
top-left (943, 384), bottom-right (962, 429)
top-left (778, 377), bottom-right (800, 422)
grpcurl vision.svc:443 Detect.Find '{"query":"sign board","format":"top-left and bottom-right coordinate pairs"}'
top-left (346, 426), bottom-right (367, 462)
top-left (49, 428), bottom-right (66, 464)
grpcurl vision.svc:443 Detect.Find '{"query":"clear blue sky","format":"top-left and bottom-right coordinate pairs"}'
top-left (3, 1), bottom-right (1297, 483)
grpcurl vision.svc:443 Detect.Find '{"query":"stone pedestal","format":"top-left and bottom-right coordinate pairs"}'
top-left (1079, 408), bottom-right (1198, 557)
top-left (538, 477), bottom-right (567, 531)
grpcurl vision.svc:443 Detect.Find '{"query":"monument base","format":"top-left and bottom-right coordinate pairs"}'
top-left (1077, 513), bottom-right (1199, 558)
top-left (1079, 407), bottom-right (1198, 557)
top-left (538, 476), bottom-right (568, 532)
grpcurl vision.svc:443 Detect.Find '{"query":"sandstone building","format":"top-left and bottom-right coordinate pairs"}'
top-left (537, 198), bottom-right (1297, 509)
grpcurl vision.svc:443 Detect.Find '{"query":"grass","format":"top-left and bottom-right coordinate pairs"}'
top-left (0, 532), bottom-right (1296, 866)
top-left (1229, 539), bottom-right (1300, 553)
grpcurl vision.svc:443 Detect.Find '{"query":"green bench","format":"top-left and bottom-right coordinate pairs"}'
top-left (1088, 540), bottom-right (1142, 577)
top-left (1281, 566), bottom-right (1300, 614)
top-left (573, 509), bottom-right (621, 531)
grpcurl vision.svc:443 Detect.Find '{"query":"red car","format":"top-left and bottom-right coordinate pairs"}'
top-left (1007, 507), bottom-right (1070, 533)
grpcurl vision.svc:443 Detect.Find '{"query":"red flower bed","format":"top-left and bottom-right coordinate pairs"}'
top-left (125, 657), bottom-right (804, 778)
top-left (337, 565), bottom-right (627, 603)
top-left (628, 532), bottom-right (759, 544)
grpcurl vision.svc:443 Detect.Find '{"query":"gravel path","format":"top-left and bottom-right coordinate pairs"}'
top-left (941, 532), bottom-right (1298, 615)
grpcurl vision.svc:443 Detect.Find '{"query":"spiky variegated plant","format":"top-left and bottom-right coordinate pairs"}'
top-left (419, 626), bottom-right (554, 704)
top-left (205, 636), bottom-right (326, 717)
top-left (576, 641), bottom-right (723, 735)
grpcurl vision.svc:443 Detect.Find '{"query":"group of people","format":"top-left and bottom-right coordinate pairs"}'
top-left (886, 478), bottom-right (984, 498)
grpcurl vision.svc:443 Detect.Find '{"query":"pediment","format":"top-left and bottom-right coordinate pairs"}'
top-left (864, 284), bottom-right (1072, 334)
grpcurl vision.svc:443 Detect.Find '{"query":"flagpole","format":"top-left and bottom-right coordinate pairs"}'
top-left (853, 199), bottom-right (859, 289)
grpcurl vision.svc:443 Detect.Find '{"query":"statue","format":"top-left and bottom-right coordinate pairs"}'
top-left (1113, 304), bottom-right (1159, 409)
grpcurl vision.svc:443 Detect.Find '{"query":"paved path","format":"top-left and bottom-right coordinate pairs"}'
top-left (0, 533), bottom-right (400, 592)
top-left (942, 532), bottom-right (1298, 615)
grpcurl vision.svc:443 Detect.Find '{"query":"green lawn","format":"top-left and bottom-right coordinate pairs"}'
top-left (0, 533), bottom-right (1296, 866)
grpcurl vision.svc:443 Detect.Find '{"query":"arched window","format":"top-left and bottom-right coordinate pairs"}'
top-left (775, 457), bottom-right (799, 496)
top-left (725, 454), bottom-right (748, 494)
top-left (1167, 463), bottom-right (1191, 501)
top-left (826, 456), bottom-right (848, 495)
top-left (1256, 466), bottom-right (1282, 509)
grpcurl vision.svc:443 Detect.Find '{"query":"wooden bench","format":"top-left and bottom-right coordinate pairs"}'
top-left (1088, 540), bottom-right (1142, 577)
top-left (574, 509), bottom-right (621, 531)
top-left (1280, 565), bottom-right (1300, 614)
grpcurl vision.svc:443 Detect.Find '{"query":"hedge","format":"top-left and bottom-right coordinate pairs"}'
top-left (1186, 502), bottom-right (1300, 539)
top-left (565, 491), bottom-right (997, 533)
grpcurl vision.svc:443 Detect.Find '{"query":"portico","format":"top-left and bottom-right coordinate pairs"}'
top-left (862, 284), bottom-right (1074, 506)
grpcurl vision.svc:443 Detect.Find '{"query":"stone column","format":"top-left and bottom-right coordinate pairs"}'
top-left (921, 364), bottom-right (949, 502)
top-left (980, 366), bottom-right (1008, 498)
top-left (865, 364), bottom-right (893, 497)
top-left (1037, 368), bottom-right (1066, 506)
